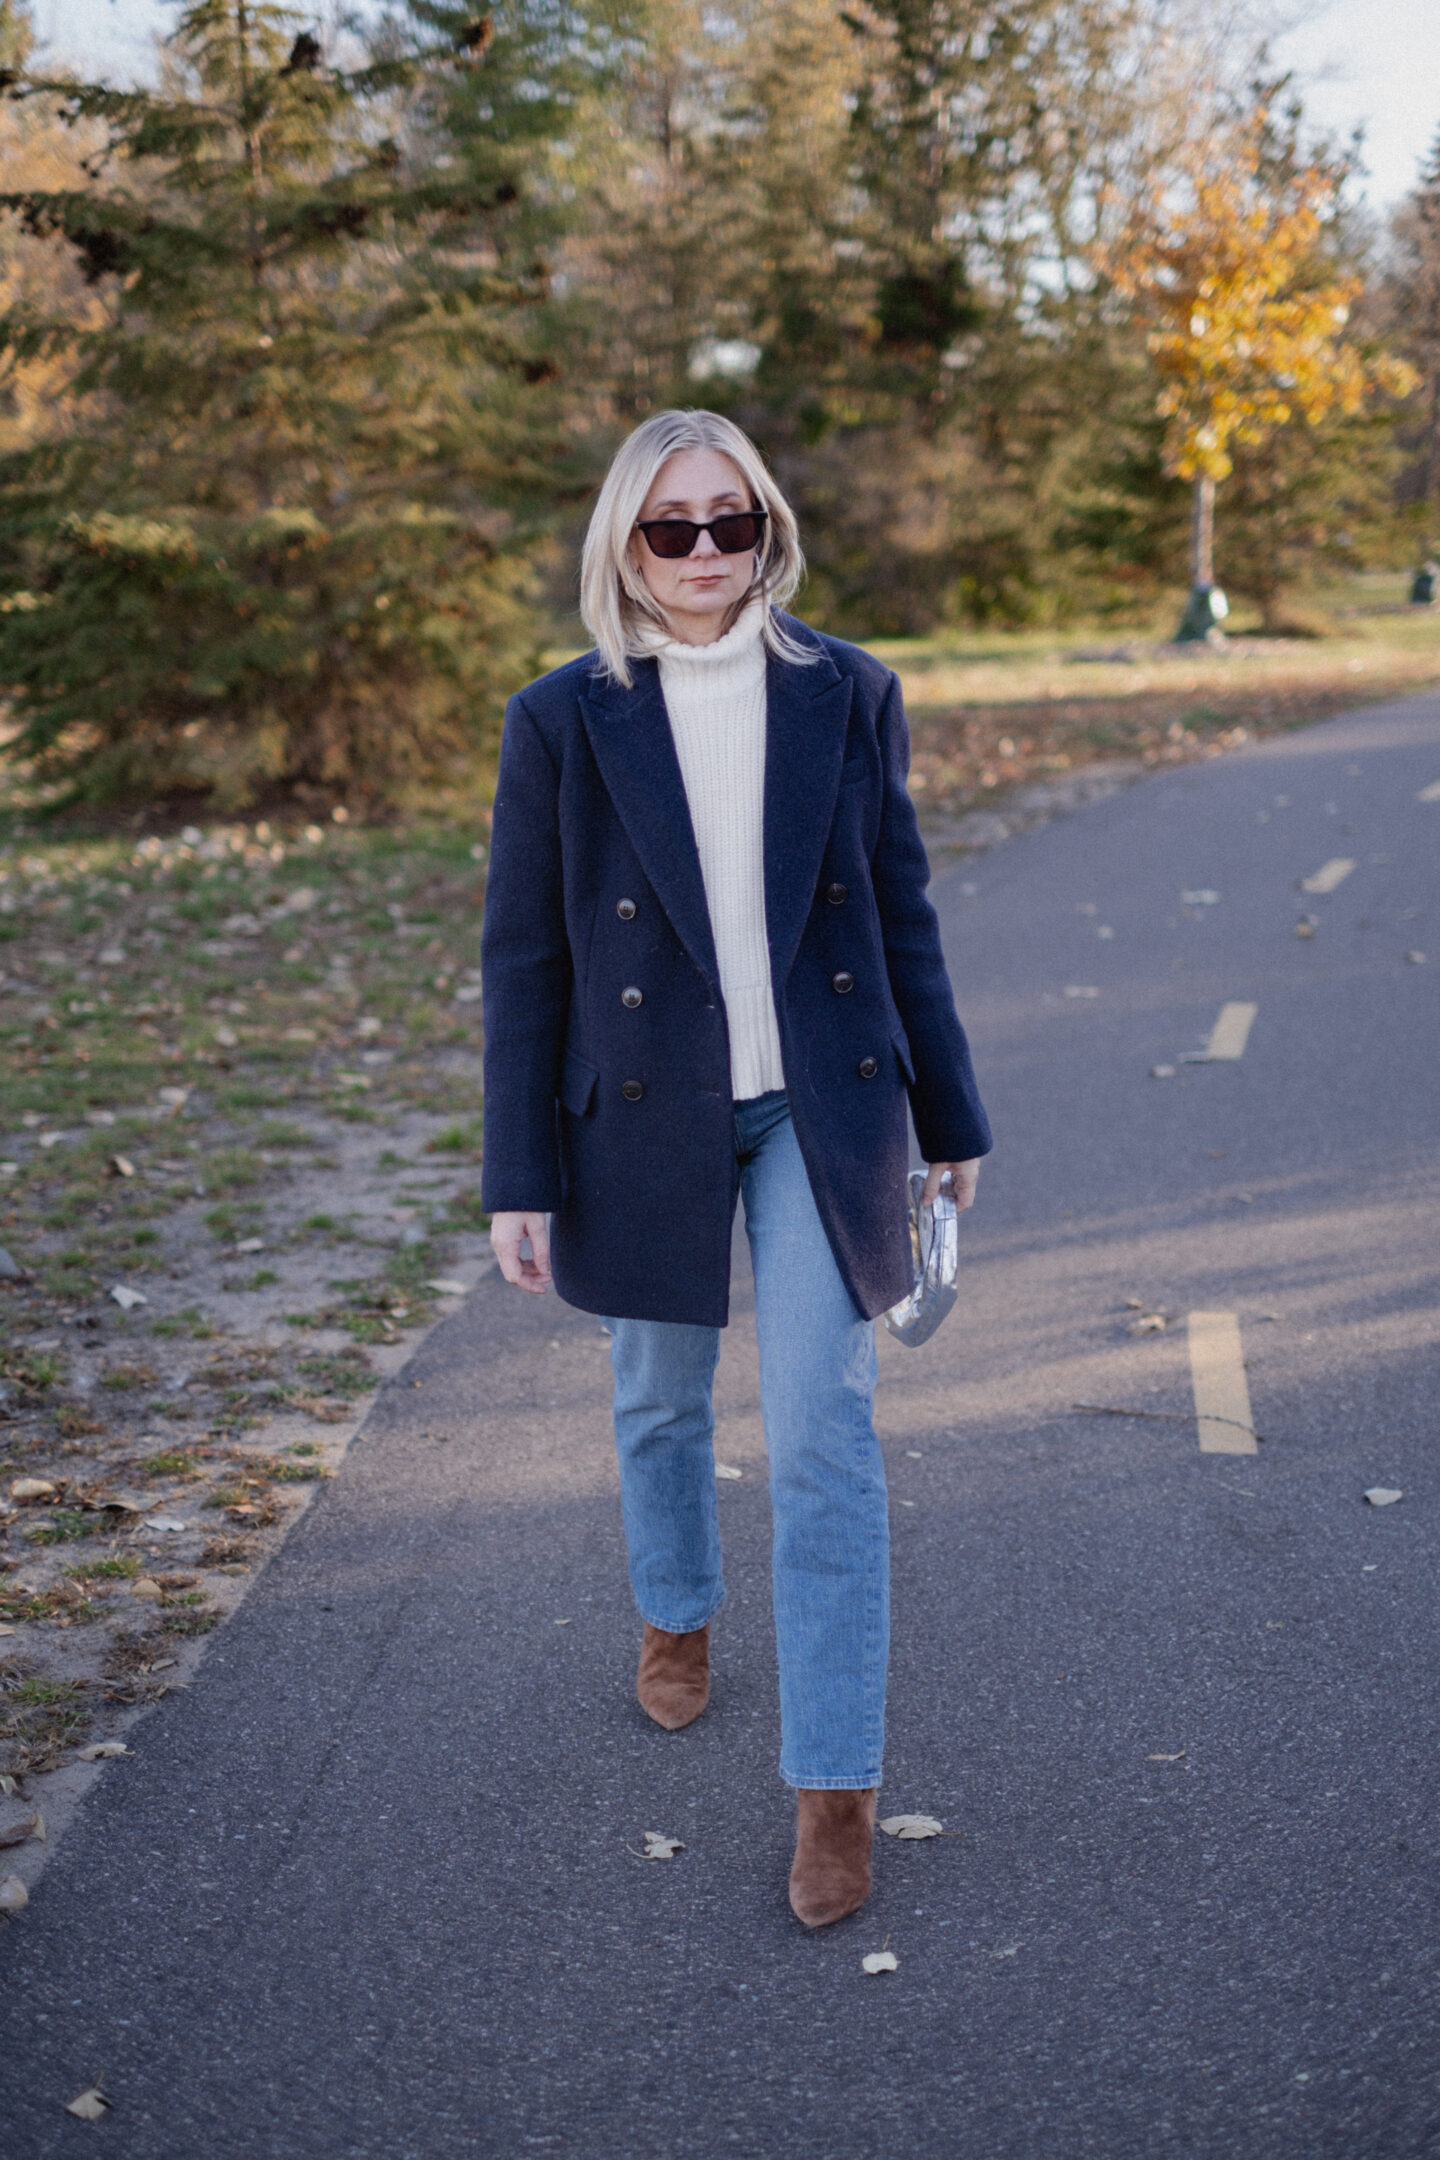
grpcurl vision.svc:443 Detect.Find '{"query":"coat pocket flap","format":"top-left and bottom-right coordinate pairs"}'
top-left (559, 1048), bottom-right (600, 1117)
top-left (891, 1025), bottom-right (916, 1084)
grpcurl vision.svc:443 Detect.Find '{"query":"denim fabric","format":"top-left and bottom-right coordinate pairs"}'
top-left (608, 1091), bottom-right (889, 1789)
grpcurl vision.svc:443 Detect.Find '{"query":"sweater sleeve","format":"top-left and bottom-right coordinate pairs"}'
top-left (870, 670), bottom-right (993, 1164)
top-left (480, 693), bottom-right (572, 1213)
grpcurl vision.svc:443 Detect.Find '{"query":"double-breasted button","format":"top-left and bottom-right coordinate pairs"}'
top-left (832, 970), bottom-right (855, 995)
top-left (621, 986), bottom-right (643, 1009)
top-left (826, 882), bottom-right (848, 906)
top-left (857, 1055), bottom-right (878, 1080)
top-left (616, 898), bottom-right (637, 921)
top-left (621, 1078), bottom-right (644, 1101)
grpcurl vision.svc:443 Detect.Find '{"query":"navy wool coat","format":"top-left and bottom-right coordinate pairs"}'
top-left (479, 614), bottom-right (992, 1327)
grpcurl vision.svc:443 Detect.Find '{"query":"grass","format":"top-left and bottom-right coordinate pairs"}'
top-left (870, 574), bottom-right (1440, 821)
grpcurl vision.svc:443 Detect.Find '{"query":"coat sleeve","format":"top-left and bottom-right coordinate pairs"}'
top-left (870, 670), bottom-right (994, 1165)
top-left (480, 692), bottom-right (572, 1213)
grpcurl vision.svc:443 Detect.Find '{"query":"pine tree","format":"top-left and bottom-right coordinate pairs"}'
top-left (0, 1), bottom-right (590, 810)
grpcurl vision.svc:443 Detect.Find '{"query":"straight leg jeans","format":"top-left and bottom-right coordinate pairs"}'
top-left (607, 1090), bottom-right (889, 1789)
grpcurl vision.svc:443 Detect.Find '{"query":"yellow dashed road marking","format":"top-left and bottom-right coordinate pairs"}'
top-left (1300, 857), bottom-right (1355, 894)
top-left (1201, 1001), bottom-right (1257, 1060)
top-left (1188, 1312), bottom-right (1258, 1455)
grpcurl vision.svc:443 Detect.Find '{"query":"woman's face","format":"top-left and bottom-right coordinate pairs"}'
top-left (629, 448), bottom-right (759, 644)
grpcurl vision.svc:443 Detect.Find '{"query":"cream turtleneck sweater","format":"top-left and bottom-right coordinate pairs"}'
top-left (649, 601), bottom-right (785, 1101)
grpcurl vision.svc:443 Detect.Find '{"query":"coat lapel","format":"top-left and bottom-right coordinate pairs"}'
top-left (763, 639), bottom-right (853, 985)
top-left (579, 660), bottom-right (720, 991)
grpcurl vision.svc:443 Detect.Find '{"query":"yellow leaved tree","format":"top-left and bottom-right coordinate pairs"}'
top-left (1105, 111), bottom-right (1415, 639)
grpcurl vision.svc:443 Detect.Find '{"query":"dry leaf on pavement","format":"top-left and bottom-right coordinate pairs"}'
top-left (878, 1815), bottom-right (944, 1839)
top-left (861, 1950), bottom-right (899, 1974)
top-left (1147, 1751), bottom-right (1186, 1762)
top-left (0, 1873), bottom-right (28, 1912)
top-left (1363, 1488), bottom-right (1403, 1508)
top-left (0, 1815), bottom-right (42, 1848)
top-left (77, 1742), bottom-right (131, 1761)
top-left (65, 2089), bottom-right (111, 2121)
top-left (641, 1832), bottom-right (684, 1861)
top-left (11, 1477), bottom-right (58, 1502)
top-left (131, 1578), bottom-right (164, 1600)
top-left (714, 1463), bottom-right (743, 1481)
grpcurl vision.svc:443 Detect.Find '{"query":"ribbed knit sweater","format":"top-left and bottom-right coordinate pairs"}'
top-left (650, 602), bottom-right (785, 1101)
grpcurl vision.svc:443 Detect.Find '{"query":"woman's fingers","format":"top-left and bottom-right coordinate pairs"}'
top-left (490, 1211), bottom-right (552, 1293)
top-left (921, 1160), bottom-right (981, 1210)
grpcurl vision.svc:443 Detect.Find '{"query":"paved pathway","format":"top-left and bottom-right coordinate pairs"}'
top-left (2, 693), bottom-right (1439, 2157)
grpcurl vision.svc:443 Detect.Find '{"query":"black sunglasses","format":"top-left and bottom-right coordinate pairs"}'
top-left (635, 509), bottom-right (768, 560)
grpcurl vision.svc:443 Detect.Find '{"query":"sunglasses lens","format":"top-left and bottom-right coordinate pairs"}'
top-left (644, 522), bottom-right (700, 559)
top-left (711, 513), bottom-right (766, 554)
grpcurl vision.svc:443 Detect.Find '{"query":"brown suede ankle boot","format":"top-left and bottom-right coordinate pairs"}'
top-left (636, 1623), bottom-right (710, 1730)
top-left (788, 1788), bottom-right (877, 1927)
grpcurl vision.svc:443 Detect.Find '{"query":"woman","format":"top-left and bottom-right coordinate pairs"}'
top-left (482, 409), bottom-right (991, 1928)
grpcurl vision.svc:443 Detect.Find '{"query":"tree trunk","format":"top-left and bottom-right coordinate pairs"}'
top-left (1190, 471), bottom-right (1215, 587)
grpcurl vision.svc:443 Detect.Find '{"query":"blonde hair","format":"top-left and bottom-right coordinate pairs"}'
top-left (579, 409), bottom-right (816, 686)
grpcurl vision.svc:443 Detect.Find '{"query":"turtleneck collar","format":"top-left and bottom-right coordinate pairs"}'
top-left (638, 597), bottom-right (766, 669)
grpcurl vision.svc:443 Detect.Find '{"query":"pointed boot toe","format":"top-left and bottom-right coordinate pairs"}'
top-left (636, 1622), bottom-right (710, 1730)
top-left (788, 1787), bottom-right (877, 1928)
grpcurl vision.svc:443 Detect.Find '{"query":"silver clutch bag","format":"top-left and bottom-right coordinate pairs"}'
top-left (883, 1170), bottom-right (960, 1347)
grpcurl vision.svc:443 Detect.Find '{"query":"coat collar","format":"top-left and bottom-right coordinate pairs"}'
top-left (578, 623), bottom-right (853, 994)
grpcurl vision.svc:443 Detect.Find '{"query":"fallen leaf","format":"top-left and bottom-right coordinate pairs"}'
top-left (861, 1949), bottom-right (899, 1974)
top-left (1363, 1488), bottom-right (1403, 1508)
top-left (714, 1463), bottom-right (743, 1480)
top-left (1123, 1297), bottom-right (1144, 1309)
top-left (213, 1026), bottom-right (238, 1047)
top-left (0, 1873), bottom-right (28, 1912)
top-left (109, 1284), bottom-right (147, 1310)
top-left (157, 1086), bottom-right (190, 1107)
top-left (0, 1776), bottom-right (15, 1796)
top-left (110, 1154), bottom-right (135, 1178)
top-left (878, 1814), bottom-right (944, 1839)
top-left (131, 1578), bottom-right (164, 1600)
top-left (77, 1742), bottom-right (130, 1761)
top-left (141, 1517), bottom-right (188, 1533)
top-left (1147, 1751), bottom-right (1186, 1762)
top-left (1063, 984), bottom-right (1099, 999)
top-left (235, 1237), bottom-right (265, 1254)
top-left (10, 1477), bottom-right (58, 1502)
top-left (1294, 918), bottom-right (1317, 939)
top-left (1405, 950), bottom-right (1427, 965)
top-left (1181, 889), bottom-right (1221, 905)
top-left (425, 1278), bottom-right (469, 1296)
top-left (38, 1130), bottom-right (65, 1148)
top-left (1127, 1314), bottom-right (1166, 1335)
top-left (992, 1942), bottom-right (1022, 1961)
top-left (641, 1832), bottom-right (684, 1860)
top-left (0, 1815), bottom-right (40, 1848)
top-left (1149, 1064), bottom-right (1177, 1078)
top-left (65, 2089), bottom-right (110, 2121)
top-left (0, 1624), bottom-right (14, 1637)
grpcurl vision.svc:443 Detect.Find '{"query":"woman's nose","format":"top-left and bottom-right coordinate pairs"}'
top-left (691, 527), bottom-right (722, 557)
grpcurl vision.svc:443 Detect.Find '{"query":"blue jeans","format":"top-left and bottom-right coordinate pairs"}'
top-left (608, 1090), bottom-right (889, 1789)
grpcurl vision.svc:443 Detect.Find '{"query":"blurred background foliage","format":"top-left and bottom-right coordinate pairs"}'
top-left (0, 0), bottom-right (1435, 810)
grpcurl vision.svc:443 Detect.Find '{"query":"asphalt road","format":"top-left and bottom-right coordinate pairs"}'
top-left (2, 690), bottom-right (1438, 2160)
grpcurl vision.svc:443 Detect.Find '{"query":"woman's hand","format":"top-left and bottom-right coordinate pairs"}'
top-left (921, 1160), bottom-right (981, 1211)
top-left (490, 1210), bottom-right (552, 1293)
